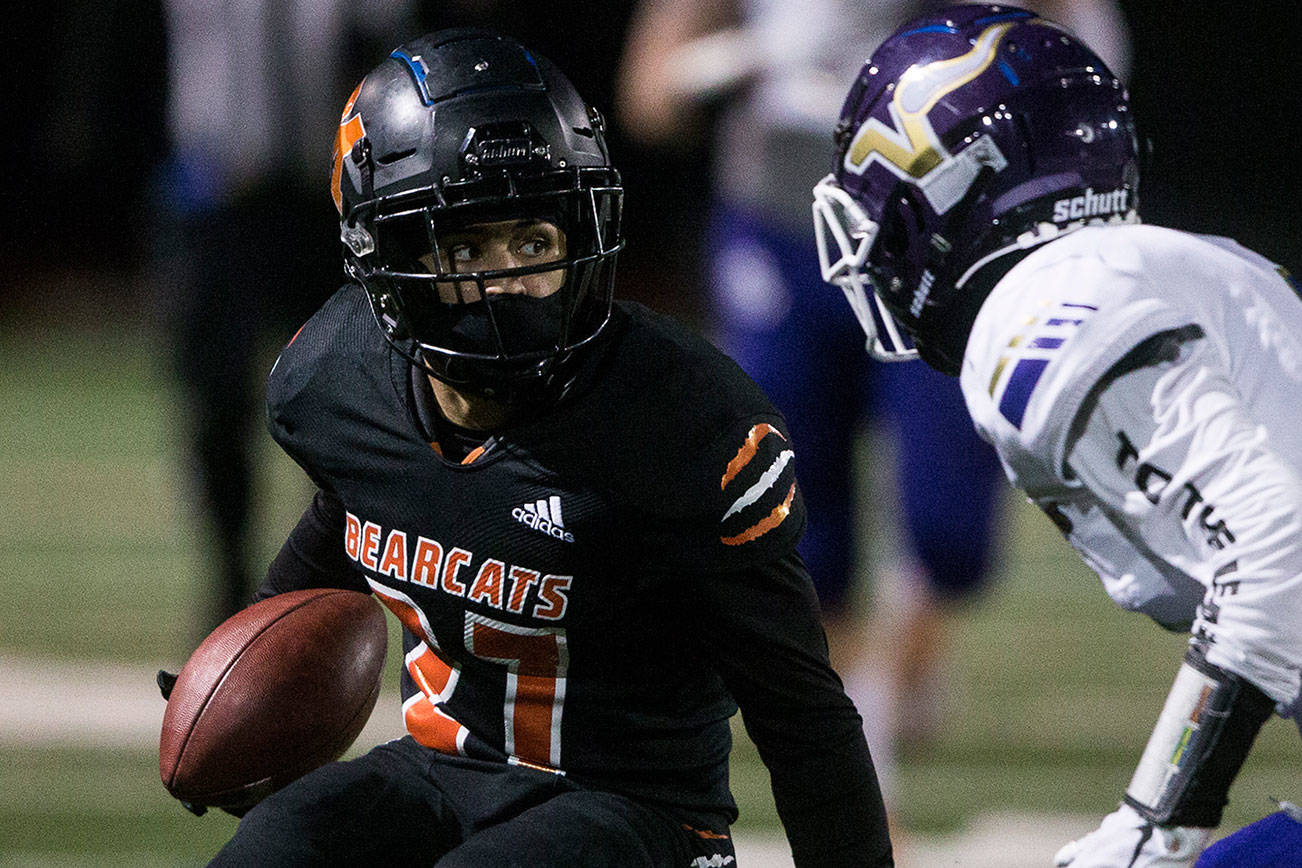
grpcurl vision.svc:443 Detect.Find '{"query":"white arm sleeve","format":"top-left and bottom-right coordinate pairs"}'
top-left (1067, 335), bottom-right (1302, 707)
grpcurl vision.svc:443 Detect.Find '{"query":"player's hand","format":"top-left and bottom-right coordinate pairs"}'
top-left (157, 670), bottom-right (210, 815)
top-left (1053, 804), bottom-right (1211, 867)
top-left (157, 669), bottom-right (178, 701)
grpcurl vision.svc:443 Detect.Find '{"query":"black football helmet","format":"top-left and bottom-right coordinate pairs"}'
top-left (332, 30), bottom-right (623, 404)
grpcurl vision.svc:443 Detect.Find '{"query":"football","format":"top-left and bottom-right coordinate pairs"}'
top-left (159, 588), bottom-right (387, 812)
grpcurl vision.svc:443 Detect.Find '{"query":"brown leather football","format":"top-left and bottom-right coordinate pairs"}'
top-left (159, 588), bottom-right (387, 811)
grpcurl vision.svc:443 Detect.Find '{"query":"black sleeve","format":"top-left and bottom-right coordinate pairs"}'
top-left (252, 489), bottom-right (369, 602)
top-left (689, 552), bottom-right (894, 867)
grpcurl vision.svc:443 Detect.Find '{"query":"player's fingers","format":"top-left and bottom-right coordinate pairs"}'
top-left (157, 669), bottom-right (178, 701)
top-left (1052, 838), bottom-right (1080, 866)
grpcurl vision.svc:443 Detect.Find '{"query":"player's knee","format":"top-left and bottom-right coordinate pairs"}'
top-left (1195, 810), bottom-right (1302, 867)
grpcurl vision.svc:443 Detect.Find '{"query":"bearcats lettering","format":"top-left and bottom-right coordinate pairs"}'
top-left (344, 511), bottom-right (571, 621)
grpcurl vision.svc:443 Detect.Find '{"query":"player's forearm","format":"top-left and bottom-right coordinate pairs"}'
top-left (732, 634), bottom-right (893, 863)
top-left (688, 552), bottom-right (893, 862)
top-left (753, 726), bottom-right (893, 867)
top-left (1124, 645), bottom-right (1276, 829)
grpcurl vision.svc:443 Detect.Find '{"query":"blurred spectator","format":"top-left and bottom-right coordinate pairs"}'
top-left (153, 0), bottom-right (415, 634)
top-left (617, 0), bottom-right (1128, 806)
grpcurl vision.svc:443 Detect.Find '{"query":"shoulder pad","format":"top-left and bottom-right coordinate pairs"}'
top-left (266, 285), bottom-right (396, 464)
top-left (635, 413), bottom-right (806, 572)
top-left (961, 231), bottom-right (1188, 492)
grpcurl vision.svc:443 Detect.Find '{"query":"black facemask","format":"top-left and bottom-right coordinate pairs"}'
top-left (440, 293), bottom-right (567, 359)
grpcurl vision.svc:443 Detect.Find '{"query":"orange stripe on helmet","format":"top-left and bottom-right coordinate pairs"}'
top-left (331, 82), bottom-right (366, 214)
top-left (721, 482), bottom-right (796, 546)
top-left (720, 423), bottom-right (784, 490)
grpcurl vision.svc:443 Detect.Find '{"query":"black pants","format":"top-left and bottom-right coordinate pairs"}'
top-left (209, 737), bottom-right (737, 867)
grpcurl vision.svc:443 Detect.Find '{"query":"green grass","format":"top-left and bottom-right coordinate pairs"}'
top-left (0, 747), bottom-right (236, 865)
top-left (2, 297), bottom-right (1298, 861)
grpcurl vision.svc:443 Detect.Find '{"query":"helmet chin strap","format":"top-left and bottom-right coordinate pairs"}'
top-left (953, 221), bottom-right (1067, 290)
top-left (916, 244), bottom-right (1038, 377)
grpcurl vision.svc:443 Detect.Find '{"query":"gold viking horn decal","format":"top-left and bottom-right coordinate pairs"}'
top-left (845, 22), bottom-right (1016, 178)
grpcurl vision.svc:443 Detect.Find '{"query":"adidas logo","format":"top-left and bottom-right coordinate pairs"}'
top-left (512, 495), bottom-right (575, 543)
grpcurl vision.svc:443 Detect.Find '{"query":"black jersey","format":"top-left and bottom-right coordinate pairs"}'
top-left (262, 286), bottom-right (890, 864)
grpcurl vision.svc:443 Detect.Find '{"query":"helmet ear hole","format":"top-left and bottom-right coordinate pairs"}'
top-left (874, 184), bottom-right (927, 265)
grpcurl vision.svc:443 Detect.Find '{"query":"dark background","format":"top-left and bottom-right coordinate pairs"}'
top-left (3, 3), bottom-right (1297, 309)
top-left (0, 1), bottom-right (708, 319)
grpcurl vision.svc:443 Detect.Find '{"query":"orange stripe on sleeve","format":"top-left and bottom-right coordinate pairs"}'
top-left (721, 482), bottom-right (796, 546)
top-left (720, 423), bottom-right (783, 490)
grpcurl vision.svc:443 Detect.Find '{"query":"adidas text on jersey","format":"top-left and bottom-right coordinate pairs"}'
top-left (513, 495), bottom-right (575, 543)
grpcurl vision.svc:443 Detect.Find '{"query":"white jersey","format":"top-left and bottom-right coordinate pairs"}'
top-left (961, 224), bottom-right (1302, 709)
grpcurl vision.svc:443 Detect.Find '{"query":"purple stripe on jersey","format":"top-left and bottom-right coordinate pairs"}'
top-left (1046, 317), bottom-right (1084, 326)
top-left (999, 357), bottom-right (1050, 428)
top-left (1028, 336), bottom-right (1065, 349)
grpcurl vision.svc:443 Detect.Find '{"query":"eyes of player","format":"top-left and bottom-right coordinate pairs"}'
top-left (432, 220), bottom-right (565, 271)
top-left (448, 232), bottom-right (556, 265)
top-left (419, 219), bottom-right (567, 302)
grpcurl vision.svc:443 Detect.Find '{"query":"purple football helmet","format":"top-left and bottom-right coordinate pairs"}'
top-left (812, 4), bottom-right (1138, 373)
